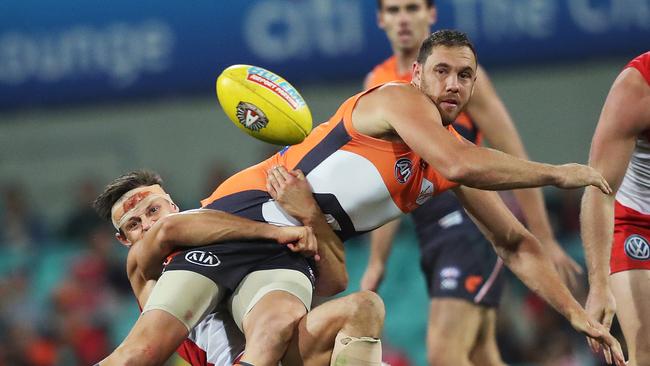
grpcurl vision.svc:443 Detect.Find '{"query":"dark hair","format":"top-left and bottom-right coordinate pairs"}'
top-left (376, 0), bottom-right (433, 10)
top-left (93, 170), bottom-right (163, 222)
top-left (416, 29), bottom-right (477, 65)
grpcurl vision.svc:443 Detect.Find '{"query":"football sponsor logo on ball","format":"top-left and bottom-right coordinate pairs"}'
top-left (236, 101), bottom-right (268, 131)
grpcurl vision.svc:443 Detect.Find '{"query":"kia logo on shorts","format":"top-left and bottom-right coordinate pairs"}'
top-left (624, 234), bottom-right (650, 260)
top-left (394, 158), bottom-right (413, 184)
top-left (185, 250), bottom-right (221, 267)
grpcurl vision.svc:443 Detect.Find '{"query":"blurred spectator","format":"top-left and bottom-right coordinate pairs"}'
top-left (547, 189), bottom-right (583, 239)
top-left (50, 231), bottom-right (124, 365)
top-left (59, 178), bottom-right (104, 242)
top-left (201, 160), bottom-right (232, 200)
top-left (0, 183), bottom-right (49, 249)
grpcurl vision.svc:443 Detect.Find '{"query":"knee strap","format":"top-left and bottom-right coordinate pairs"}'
top-left (331, 332), bottom-right (382, 366)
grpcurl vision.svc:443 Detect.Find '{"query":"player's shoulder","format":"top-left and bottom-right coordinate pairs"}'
top-left (361, 81), bottom-right (422, 107)
top-left (624, 51), bottom-right (650, 86)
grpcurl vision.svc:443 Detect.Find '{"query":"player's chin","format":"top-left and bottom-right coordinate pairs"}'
top-left (440, 112), bottom-right (458, 126)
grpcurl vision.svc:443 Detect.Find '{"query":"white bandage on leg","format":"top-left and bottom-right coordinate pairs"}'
top-left (331, 332), bottom-right (382, 366)
top-left (143, 270), bottom-right (224, 331)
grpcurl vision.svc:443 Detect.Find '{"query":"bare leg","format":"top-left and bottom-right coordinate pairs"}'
top-left (469, 308), bottom-right (506, 366)
top-left (283, 290), bottom-right (385, 366)
top-left (100, 309), bottom-right (188, 366)
top-left (240, 290), bottom-right (308, 366)
top-left (427, 298), bottom-right (490, 366)
top-left (611, 270), bottom-right (650, 366)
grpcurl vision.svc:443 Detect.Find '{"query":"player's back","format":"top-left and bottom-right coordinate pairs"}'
top-left (202, 84), bottom-right (460, 241)
top-left (616, 51), bottom-right (650, 214)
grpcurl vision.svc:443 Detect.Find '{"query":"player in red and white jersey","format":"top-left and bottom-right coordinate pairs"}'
top-left (581, 51), bottom-right (650, 366)
top-left (93, 170), bottom-right (385, 366)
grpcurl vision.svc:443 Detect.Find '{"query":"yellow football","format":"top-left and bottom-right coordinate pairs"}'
top-left (216, 65), bottom-right (312, 145)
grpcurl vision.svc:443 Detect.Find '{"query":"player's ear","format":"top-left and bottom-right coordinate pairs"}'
top-left (116, 232), bottom-right (132, 248)
top-left (412, 62), bottom-right (422, 85)
top-left (170, 201), bottom-right (179, 213)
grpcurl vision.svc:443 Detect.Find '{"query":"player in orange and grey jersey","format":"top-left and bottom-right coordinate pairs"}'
top-left (200, 29), bottom-right (624, 365)
top-left (360, 1), bottom-right (583, 365)
top-left (95, 30), bottom-right (624, 366)
top-left (581, 51), bottom-right (650, 366)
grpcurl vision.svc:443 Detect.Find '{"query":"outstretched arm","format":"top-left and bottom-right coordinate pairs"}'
top-left (453, 185), bottom-right (626, 366)
top-left (468, 65), bottom-right (582, 286)
top-left (353, 83), bottom-right (611, 193)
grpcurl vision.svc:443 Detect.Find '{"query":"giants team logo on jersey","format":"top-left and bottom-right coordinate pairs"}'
top-left (185, 250), bottom-right (221, 267)
top-left (236, 101), bottom-right (268, 131)
top-left (624, 234), bottom-right (650, 260)
top-left (394, 158), bottom-right (413, 184)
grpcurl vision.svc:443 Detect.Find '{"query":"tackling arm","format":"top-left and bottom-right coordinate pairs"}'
top-left (135, 209), bottom-right (313, 280)
top-left (266, 166), bottom-right (349, 296)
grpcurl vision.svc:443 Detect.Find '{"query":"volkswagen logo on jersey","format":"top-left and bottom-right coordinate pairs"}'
top-left (185, 250), bottom-right (221, 267)
top-left (624, 234), bottom-right (650, 260)
top-left (236, 101), bottom-right (269, 131)
top-left (394, 158), bottom-right (413, 184)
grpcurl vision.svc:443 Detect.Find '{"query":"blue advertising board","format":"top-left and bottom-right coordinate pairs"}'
top-left (1, 0), bottom-right (648, 109)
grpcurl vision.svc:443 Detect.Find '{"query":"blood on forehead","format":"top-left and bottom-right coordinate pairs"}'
top-left (122, 191), bottom-right (153, 213)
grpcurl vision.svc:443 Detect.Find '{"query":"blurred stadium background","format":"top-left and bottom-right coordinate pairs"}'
top-left (1, 0), bottom-right (648, 365)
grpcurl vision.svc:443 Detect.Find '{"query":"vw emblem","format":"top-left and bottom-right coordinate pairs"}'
top-left (624, 234), bottom-right (650, 260)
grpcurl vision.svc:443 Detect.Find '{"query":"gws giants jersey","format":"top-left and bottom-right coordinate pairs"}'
top-left (202, 84), bottom-right (462, 241)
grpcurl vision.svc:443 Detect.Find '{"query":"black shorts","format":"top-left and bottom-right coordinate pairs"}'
top-left (162, 240), bottom-right (316, 293)
top-left (419, 231), bottom-right (505, 307)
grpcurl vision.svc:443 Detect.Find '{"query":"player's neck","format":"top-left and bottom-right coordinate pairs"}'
top-left (393, 48), bottom-right (418, 75)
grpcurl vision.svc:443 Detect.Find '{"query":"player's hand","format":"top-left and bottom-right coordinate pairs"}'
top-left (585, 286), bottom-right (617, 355)
top-left (555, 164), bottom-right (612, 194)
top-left (570, 310), bottom-right (625, 366)
top-left (544, 238), bottom-right (583, 289)
top-left (266, 166), bottom-right (319, 222)
top-left (360, 263), bottom-right (385, 292)
top-left (274, 225), bottom-right (320, 261)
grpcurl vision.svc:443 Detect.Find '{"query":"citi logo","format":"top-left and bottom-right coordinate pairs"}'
top-left (185, 250), bottom-right (221, 267)
top-left (624, 235), bottom-right (650, 260)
